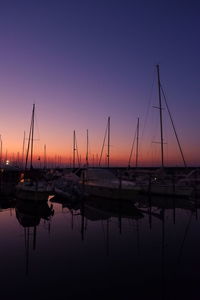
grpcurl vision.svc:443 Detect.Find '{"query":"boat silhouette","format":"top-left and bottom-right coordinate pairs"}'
top-left (15, 104), bottom-right (50, 202)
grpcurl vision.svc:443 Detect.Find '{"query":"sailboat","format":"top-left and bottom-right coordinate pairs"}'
top-left (139, 65), bottom-right (193, 197)
top-left (79, 117), bottom-right (141, 200)
top-left (15, 104), bottom-right (50, 201)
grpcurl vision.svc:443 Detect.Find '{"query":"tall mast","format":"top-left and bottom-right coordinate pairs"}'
top-left (75, 132), bottom-right (80, 168)
top-left (156, 65), bottom-right (164, 168)
top-left (135, 117), bottom-right (139, 167)
top-left (86, 129), bottom-right (89, 167)
top-left (73, 130), bottom-right (76, 169)
top-left (99, 117), bottom-right (110, 167)
top-left (0, 135), bottom-right (2, 168)
top-left (21, 131), bottom-right (26, 169)
top-left (107, 116), bottom-right (110, 168)
top-left (25, 104), bottom-right (35, 171)
top-left (44, 144), bottom-right (47, 169)
top-left (30, 104), bottom-right (35, 169)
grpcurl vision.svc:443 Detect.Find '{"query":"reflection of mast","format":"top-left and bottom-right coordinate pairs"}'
top-left (71, 209), bottom-right (74, 230)
top-left (118, 199), bottom-right (122, 234)
top-left (106, 219), bottom-right (110, 256)
top-left (33, 225), bottom-right (37, 250)
top-left (81, 199), bottom-right (85, 241)
top-left (16, 200), bottom-right (54, 276)
top-left (136, 219), bottom-right (140, 256)
top-left (25, 227), bottom-right (30, 276)
top-left (161, 207), bottom-right (165, 300)
top-left (24, 224), bottom-right (37, 275)
top-left (148, 195), bottom-right (152, 229)
top-left (177, 212), bottom-right (193, 266)
top-left (101, 219), bottom-right (110, 256)
top-left (173, 198), bottom-right (176, 224)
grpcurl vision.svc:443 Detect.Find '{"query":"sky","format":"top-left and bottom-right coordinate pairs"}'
top-left (0, 0), bottom-right (200, 167)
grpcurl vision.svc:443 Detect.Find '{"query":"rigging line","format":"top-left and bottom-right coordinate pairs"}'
top-left (101, 220), bottom-right (107, 242)
top-left (34, 111), bottom-right (41, 142)
top-left (25, 105), bottom-right (34, 171)
top-left (99, 119), bottom-right (108, 166)
top-left (141, 69), bottom-right (156, 140)
top-left (128, 122), bottom-right (137, 168)
top-left (30, 104), bottom-right (35, 169)
top-left (161, 85), bottom-right (187, 168)
top-left (34, 112), bottom-right (42, 157)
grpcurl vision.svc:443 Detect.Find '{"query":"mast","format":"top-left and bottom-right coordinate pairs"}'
top-left (135, 117), bottom-right (139, 168)
top-left (75, 132), bottom-right (80, 168)
top-left (30, 104), bottom-right (35, 169)
top-left (73, 130), bottom-right (76, 169)
top-left (86, 129), bottom-right (89, 167)
top-left (21, 131), bottom-right (26, 169)
top-left (107, 116), bottom-right (110, 168)
top-left (25, 104), bottom-right (35, 171)
top-left (0, 135), bottom-right (2, 168)
top-left (128, 118), bottom-right (139, 168)
top-left (99, 117), bottom-right (110, 167)
top-left (156, 65), bottom-right (164, 168)
top-left (44, 144), bottom-right (47, 169)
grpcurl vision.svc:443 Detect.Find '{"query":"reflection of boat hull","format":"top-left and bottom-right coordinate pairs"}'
top-left (54, 187), bottom-right (75, 199)
top-left (136, 193), bottom-right (195, 211)
top-left (16, 199), bottom-right (54, 227)
top-left (50, 195), bottom-right (81, 210)
top-left (140, 184), bottom-right (193, 198)
top-left (83, 196), bottom-right (143, 220)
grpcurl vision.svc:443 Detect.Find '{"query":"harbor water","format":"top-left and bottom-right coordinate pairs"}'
top-left (0, 195), bottom-right (199, 300)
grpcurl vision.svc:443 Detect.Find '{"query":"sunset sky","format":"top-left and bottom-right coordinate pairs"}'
top-left (0, 0), bottom-right (199, 167)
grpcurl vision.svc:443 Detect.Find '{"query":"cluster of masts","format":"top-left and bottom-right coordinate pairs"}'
top-left (0, 65), bottom-right (187, 170)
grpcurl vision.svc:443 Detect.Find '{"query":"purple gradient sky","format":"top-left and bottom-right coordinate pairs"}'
top-left (0, 0), bottom-right (199, 166)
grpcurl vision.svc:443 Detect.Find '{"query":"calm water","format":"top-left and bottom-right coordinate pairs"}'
top-left (0, 195), bottom-right (200, 300)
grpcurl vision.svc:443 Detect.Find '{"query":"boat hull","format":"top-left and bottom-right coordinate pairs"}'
top-left (81, 183), bottom-right (139, 201)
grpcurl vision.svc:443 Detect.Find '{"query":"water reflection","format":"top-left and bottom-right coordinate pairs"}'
top-left (15, 199), bottom-right (54, 228)
top-left (0, 194), bottom-right (199, 299)
top-left (15, 199), bottom-right (54, 275)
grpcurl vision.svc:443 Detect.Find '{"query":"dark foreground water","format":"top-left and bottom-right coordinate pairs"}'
top-left (0, 195), bottom-right (200, 300)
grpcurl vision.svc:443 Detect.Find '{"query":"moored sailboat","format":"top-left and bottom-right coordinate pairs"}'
top-left (15, 104), bottom-right (50, 201)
